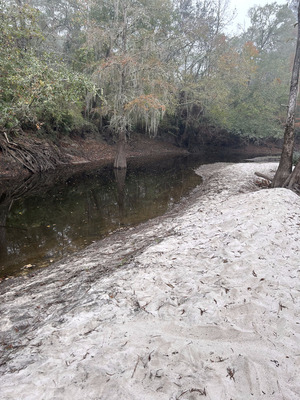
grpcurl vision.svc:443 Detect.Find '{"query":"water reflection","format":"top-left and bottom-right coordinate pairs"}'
top-left (0, 156), bottom-right (202, 277)
top-left (114, 168), bottom-right (127, 225)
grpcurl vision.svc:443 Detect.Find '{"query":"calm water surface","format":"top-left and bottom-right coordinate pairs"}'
top-left (0, 152), bottom-right (249, 277)
top-left (0, 155), bottom-right (208, 277)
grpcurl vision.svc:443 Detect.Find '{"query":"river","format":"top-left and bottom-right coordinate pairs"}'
top-left (0, 152), bottom-right (247, 278)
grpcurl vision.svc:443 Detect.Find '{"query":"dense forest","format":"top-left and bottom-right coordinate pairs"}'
top-left (0, 0), bottom-right (298, 169)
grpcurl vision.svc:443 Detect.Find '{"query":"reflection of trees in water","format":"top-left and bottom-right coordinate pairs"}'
top-left (1, 173), bottom-right (59, 207)
top-left (0, 156), bottom-right (202, 277)
top-left (122, 163), bottom-right (193, 221)
top-left (0, 164), bottom-right (113, 276)
top-left (114, 168), bottom-right (127, 226)
top-left (0, 205), bottom-right (8, 259)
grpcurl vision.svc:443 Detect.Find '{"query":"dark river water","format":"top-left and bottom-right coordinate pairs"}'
top-left (0, 152), bottom-right (245, 278)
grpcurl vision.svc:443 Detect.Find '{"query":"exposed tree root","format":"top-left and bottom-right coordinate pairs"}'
top-left (0, 132), bottom-right (68, 174)
top-left (254, 171), bottom-right (273, 182)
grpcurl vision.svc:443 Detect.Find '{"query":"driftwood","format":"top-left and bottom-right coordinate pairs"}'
top-left (255, 171), bottom-right (273, 182)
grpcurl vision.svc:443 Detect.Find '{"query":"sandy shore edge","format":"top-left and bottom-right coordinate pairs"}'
top-left (1, 162), bottom-right (300, 400)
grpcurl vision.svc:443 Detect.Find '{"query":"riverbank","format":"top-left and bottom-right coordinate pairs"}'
top-left (0, 135), bottom-right (188, 180)
top-left (1, 162), bottom-right (300, 399)
top-left (0, 132), bottom-right (281, 180)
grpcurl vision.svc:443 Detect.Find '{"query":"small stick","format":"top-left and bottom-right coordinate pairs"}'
top-left (131, 356), bottom-right (140, 378)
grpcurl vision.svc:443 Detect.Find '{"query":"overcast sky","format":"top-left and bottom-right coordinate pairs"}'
top-left (229, 0), bottom-right (290, 31)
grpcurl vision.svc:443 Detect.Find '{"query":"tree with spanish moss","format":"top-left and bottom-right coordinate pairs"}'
top-left (87, 0), bottom-right (176, 168)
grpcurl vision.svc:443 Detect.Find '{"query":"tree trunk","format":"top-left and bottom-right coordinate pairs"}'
top-left (272, 3), bottom-right (300, 188)
top-left (285, 157), bottom-right (300, 191)
top-left (114, 129), bottom-right (127, 169)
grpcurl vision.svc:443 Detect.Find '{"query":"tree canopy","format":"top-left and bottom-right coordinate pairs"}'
top-left (0, 0), bottom-right (298, 159)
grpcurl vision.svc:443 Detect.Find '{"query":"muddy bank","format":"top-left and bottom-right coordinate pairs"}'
top-left (0, 132), bottom-right (282, 180)
top-left (1, 161), bottom-right (299, 399)
top-left (0, 134), bottom-right (188, 180)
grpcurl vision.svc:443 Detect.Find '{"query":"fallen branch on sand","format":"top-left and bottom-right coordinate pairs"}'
top-left (255, 171), bottom-right (273, 182)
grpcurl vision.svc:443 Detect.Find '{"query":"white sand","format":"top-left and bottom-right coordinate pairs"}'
top-left (1, 162), bottom-right (300, 399)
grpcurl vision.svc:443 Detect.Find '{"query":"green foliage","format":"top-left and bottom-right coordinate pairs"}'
top-left (0, 0), bottom-right (298, 146)
top-left (175, 2), bottom-right (296, 143)
top-left (246, 3), bottom-right (295, 52)
top-left (226, 3), bottom-right (296, 139)
top-left (0, 1), bottom-right (94, 135)
top-left (0, 54), bottom-right (94, 133)
top-left (88, 0), bottom-right (176, 138)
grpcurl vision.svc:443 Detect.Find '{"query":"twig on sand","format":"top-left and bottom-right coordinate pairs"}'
top-left (177, 388), bottom-right (207, 398)
top-left (198, 307), bottom-right (207, 315)
top-left (226, 367), bottom-right (236, 381)
top-left (210, 356), bottom-right (228, 363)
top-left (278, 302), bottom-right (288, 313)
top-left (131, 356), bottom-right (140, 378)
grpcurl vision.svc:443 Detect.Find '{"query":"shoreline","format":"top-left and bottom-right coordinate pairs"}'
top-left (0, 133), bottom-right (282, 181)
top-left (0, 136), bottom-right (188, 180)
top-left (1, 162), bottom-right (300, 399)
